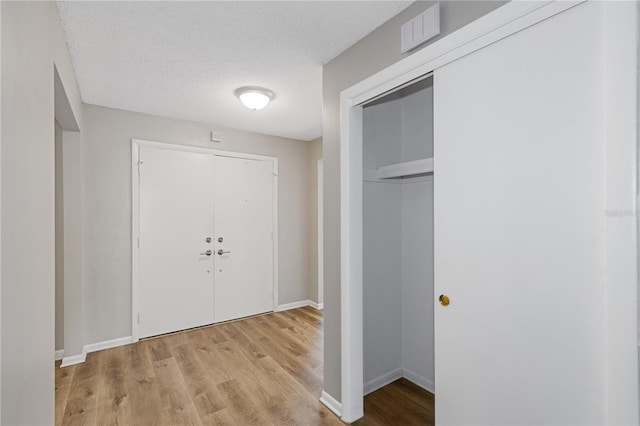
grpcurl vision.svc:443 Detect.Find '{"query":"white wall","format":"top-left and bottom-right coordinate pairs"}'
top-left (82, 104), bottom-right (313, 345)
top-left (1, 1), bottom-right (83, 423)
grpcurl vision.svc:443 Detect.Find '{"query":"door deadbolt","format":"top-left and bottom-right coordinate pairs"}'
top-left (205, 237), bottom-right (212, 243)
top-left (439, 294), bottom-right (450, 307)
top-left (218, 237), bottom-right (224, 243)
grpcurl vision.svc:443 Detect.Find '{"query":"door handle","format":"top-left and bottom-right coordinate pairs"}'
top-left (439, 294), bottom-right (450, 306)
top-left (200, 249), bottom-right (213, 256)
top-left (217, 249), bottom-right (231, 256)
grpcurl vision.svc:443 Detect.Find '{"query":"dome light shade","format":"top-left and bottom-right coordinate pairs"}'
top-left (235, 87), bottom-right (275, 111)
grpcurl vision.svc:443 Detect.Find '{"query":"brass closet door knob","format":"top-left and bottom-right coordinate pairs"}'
top-left (439, 294), bottom-right (450, 306)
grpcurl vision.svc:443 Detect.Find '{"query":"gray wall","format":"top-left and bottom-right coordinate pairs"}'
top-left (400, 81), bottom-right (434, 389)
top-left (62, 130), bottom-right (85, 359)
top-left (363, 181), bottom-right (403, 384)
top-left (401, 179), bottom-right (434, 388)
top-left (82, 104), bottom-right (314, 344)
top-left (55, 122), bottom-right (65, 352)
top-left (362, 79), bottom-right (434, 392)
top-left (362, 179), bottom-right (434, 389)
top-left (322, 0), bottom-right (508, 401)
top-left (362, 90), bottom-right (404, 387)
top-left (308, 138), bottom-right (322, 304)
top-left (1, 1), bottom-right (83, 424)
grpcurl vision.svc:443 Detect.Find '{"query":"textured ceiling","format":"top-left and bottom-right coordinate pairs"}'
top-left (56, 1), bottom-right (414, 141)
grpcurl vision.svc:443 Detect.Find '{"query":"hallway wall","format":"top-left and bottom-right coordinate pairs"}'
top-left (81, 104), bottom-right (315, 344)
top-left (1, 1), bottom-right (83, 423)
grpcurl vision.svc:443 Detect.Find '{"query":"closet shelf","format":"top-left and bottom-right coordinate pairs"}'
top-left (376, 157), bottom-right (434, 179)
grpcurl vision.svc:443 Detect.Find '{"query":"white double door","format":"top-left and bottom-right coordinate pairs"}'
top-left (138, 145), bottom-right (274, 338)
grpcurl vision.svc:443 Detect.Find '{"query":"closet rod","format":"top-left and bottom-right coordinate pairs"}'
top-left (358, 72), bottom-right (433, 107)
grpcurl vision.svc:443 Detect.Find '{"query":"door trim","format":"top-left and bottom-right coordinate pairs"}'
top-left (131, 139), bottom-right (279, 342)
top-left (337, 1), bottom-right (637, 423)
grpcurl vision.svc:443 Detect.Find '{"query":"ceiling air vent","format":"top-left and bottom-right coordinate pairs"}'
top-left (401, 3), bottom-right (440, 54)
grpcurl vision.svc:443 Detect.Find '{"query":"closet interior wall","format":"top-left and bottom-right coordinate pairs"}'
top-left (362, 77), bottom-right (435, 394)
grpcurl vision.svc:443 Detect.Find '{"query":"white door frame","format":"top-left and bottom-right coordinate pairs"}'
top-left (131, 138), bottom-right (279, 342)
top-left (337, 1), bottom-right (637, 423)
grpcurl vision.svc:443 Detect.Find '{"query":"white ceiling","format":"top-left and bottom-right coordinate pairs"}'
top-left (56, 1), bottom-right (414, 141)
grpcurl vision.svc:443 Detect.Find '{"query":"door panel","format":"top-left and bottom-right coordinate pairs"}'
top-left (214, 156), bottom-right (274, 322)
top-left (139, 146), bottom-right (215, 338)
top-left (434, 2), bottom-right (606, 424)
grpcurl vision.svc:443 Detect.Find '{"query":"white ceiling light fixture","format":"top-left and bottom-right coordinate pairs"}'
top-left (235, 86), bottom-right (275, 111)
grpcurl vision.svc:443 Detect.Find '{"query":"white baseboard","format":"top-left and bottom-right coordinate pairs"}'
top-left (364, 368), bottom-right (404, 395)
top-left (277, 300), bottom-right (323, 312)
top-left (84, 336), bottom-right (133, 354)
top-left (60, 351), bottom-right (86, 367)
top-left (59, 336), bottom-right (133, 368)
top-left (364, 368), bottom-right (435, 396)
top-left (320, 390), bottom-right (342, 417)
top-left (276, 300), bottom-right (310, 311)
top-left (55, 349), bottom-right (64, 361)
top-left (308, 300), bottom-right (324, 310)
top-left (402, 367), bottom-right (435, 394)
top-left (56, 298), bottom-right (323, 367)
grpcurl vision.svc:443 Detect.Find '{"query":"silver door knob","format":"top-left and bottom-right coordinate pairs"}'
top-left (217, 249), bottom-right (231, 256)
top-left (200, 249), bottom-right (213, 256)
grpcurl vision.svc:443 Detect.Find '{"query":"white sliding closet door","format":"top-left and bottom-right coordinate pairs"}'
top-left (434, 2), bottom-right (607, 424)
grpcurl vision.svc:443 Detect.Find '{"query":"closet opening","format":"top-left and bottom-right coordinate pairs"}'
top-left (361, 74), bottom-right (434, 423)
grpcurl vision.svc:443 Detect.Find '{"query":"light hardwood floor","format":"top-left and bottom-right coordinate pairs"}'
top-left (55, 306), bottom-right (435, 425)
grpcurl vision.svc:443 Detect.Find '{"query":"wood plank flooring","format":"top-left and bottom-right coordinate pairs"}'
top-left (354, 379), bottom-right (435, 426)
top-left (55, 306), bottom-right (434, 425)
